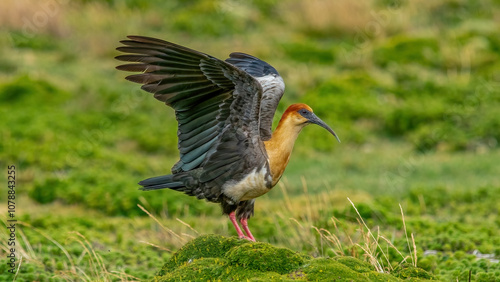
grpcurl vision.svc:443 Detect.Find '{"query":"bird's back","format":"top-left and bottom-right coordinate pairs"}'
top-left (226, 53), bottom-right (285, 141)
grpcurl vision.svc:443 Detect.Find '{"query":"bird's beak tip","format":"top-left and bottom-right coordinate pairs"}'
top-left (308, 114), bottom-right (340, 144)
top-left (331, 131), bottom-right (341, 144)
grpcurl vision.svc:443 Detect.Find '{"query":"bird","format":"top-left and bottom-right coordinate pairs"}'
top-left (115, 36), bottom-right (340, 241)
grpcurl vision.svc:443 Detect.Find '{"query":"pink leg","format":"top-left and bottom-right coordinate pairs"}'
top-left (229, 212), bottom-right (252, 240)
top-left (240, 218), bottom-right (256, 242)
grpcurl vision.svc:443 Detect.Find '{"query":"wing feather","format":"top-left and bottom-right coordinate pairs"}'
top-left (117, 36), bottom-right (272, 202)
top-left (180, 130), bottom-right (219, 150)
top-left (178, 120), bottom-right (219, 139)
top-left (180, 139), bottom-right (217, 162)
top-left (226, 53), bottom-right (285, 141)
top-left (116, 46), bottom-right (202, 63)
top-left (116, 63), bottom-right (200, 74)
top-left (176, 103), bottom-right (220, 124)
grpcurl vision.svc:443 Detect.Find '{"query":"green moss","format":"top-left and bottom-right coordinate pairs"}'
top-left (333, 256), bottom-right (376, 273)
top-left (225, 242), bottom-right (306, 274)
top-left (154, 257), bottom-right (227, 282)
top-left (158, 234), bottom-right (247, 276)
top-left (302, 258), bottom-right (370, 281)
top-left (223, 266), bottom-right (294, 281)
top-left (155, 235), bottom-right (435, 281)
top-left (393, 263), bottom-right (436, 280)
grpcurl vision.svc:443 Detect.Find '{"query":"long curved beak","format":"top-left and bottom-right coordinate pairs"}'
top-left (308, 113), bottom-right (341, 143)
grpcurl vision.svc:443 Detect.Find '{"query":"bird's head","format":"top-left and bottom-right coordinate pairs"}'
top-left (282, 103), bottom-right (340, 143)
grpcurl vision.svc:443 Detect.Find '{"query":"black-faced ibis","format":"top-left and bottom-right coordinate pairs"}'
top-left (116, 36), bottom-right (340, 241)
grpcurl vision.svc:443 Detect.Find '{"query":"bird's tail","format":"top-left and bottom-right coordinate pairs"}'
top-left (138, 174), bottom-right (186, 191)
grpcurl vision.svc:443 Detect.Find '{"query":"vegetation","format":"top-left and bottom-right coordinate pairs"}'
top-left (154, 234), bottom-right (432, 281)
top-left (0, 0), bottom-right (499, 281)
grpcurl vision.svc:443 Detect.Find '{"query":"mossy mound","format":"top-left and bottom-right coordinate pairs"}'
top-left (153, 234), bottom-right (434, 281)
top-left (392, 263), bottom-right (435, 280)
top-left (158, 234), bottom-right (246, 275)
top-left (226, 241), bottom-right (306, 274)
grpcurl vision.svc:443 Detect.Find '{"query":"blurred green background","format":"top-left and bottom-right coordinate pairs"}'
top-left (0, 0), bottom-right (499, 281)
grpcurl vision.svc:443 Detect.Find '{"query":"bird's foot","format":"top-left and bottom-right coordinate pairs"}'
top-left (229, 212), bottom-right (257, 242)
top-left (240, 218), bottom-right (256, 241)
top-left (238, 235), bottom-right (256, 242)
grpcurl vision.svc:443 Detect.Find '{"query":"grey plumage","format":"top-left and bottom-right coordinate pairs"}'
top-left (116, 36), bottom-right (284, 219)
top-left (226, 53), bottom-right (285, 141)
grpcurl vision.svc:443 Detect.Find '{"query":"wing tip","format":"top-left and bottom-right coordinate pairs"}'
top-left (126, 35), bottom-right (168, 44)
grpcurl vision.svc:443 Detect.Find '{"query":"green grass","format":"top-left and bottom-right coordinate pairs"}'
top-left (0, 0), bottom-right (499, 281)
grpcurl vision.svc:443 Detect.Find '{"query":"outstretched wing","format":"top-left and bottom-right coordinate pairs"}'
top-left (226, 53), bottom-right (285, 141)
top-left (115, 36), bottom-right (268, 186)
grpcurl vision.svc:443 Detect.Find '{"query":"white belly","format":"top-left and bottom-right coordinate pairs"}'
top-left (223, 167), bottom-right (272, 202)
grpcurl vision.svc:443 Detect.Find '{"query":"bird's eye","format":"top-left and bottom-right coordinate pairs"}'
top-left (299, 109), bottom-right (308, 114)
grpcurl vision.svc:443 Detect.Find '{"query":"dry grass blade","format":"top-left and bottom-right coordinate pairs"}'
top-left (379, 235), bottom-right (410, 264)
top-left (13, 255), bottom-right (23, 281)
top-left (67, 232), bottom-right (106, 279)
top-left (347, 197), bottom-right (393, 272)
top-left (411, 233), bottom-right (417, 267)
top-left (75, 266), bottom-right (92, 281)
top-left (400, 204), bottom-right (415, 267)
top-left (16, 221), bottom-right (76, 273)
top-left (180, 233), bottom-right (197, 240)
top-left (139, 241), bottom-right (172, 252)
top-left (110, 270), bottom-right (141, 281)
top-left (312, 226), bottom-right (325, 256)
top-left (289, 217), bottom-right (304, 228)
top-left (67, 232), bottom-right (138, 281)
top-left (320, 228), bottom-right (343, 253)
top-left (176, 218), bottom-right (199, 234)
top-left (18, 228), bottom-right (36, 260)
top-left (356, 243), bottom-right (384, 272)
top-left (279, 182), bottom-right (293, 213)
top-left (301, 176), bottom-right (313, 222)
top-left (312, 226), bottom-right (344, 256)
top-left (4, 219), bottom-right (137, 281)
top-left (137, 204), bottom-right (184, 243)
top-left (288, 217), bottom-right (319, 254)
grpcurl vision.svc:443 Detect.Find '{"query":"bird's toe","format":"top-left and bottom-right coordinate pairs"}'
top-left (239, 235), bottom-right (256, 242)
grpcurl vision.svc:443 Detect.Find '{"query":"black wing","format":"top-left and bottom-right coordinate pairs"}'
top-left (226, 53), bottom-right (285, 141)
top-left (116, 36), bottom-right (269, 200)
top-left (117, 36), bottom-right (235, 173)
